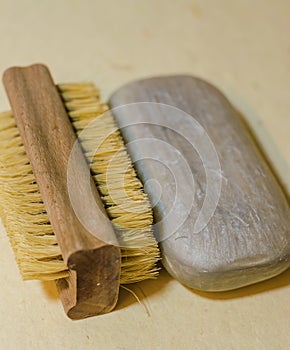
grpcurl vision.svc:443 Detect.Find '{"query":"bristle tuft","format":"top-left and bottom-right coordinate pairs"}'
top-left (58, 83), bottom-right (160, 284)
top-left (0, 111), bottom-right (68, 280)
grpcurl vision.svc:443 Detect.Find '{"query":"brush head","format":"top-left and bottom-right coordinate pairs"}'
top-left (0, 82), bottom-right (159, 284)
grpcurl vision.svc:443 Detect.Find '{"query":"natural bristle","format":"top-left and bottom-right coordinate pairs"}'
top-left (0, 83), bottom-right (160, 284)
top-left (0, 111), bottom-right (68, 280)
top-left (58, 83), bottom-right (160, 284)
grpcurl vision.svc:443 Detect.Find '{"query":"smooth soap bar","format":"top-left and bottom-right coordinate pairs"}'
top-left (109, 76), bottom-right (290, 291)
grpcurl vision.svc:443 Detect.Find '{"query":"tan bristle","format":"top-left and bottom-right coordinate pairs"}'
top-left (58, 83), bottom-right (160, 284)
top-left (0, 83), bottom-right (160, 284)
top-left (0, 111), bottom-right (68, 280)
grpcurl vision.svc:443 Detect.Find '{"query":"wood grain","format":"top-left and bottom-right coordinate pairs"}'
top-left (3, 64), bottom-right (120, 318)
top-left (109, 75), bottom-right (290, 291)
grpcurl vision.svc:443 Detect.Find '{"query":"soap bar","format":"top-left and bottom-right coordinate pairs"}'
top-left (109, 76), bottom-right (290, 291)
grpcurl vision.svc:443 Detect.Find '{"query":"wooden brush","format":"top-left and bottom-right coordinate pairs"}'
top-left (2, 64), bottom-right (289, 318)
top-left (0, 64), bottom-right (159, 319)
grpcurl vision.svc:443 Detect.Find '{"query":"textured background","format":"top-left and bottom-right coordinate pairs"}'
top-left (0, 1), bottom-right (289, 349)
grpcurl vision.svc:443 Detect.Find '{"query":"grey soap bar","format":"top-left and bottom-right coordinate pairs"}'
top-left (109, 76), bottom-right (290, 291)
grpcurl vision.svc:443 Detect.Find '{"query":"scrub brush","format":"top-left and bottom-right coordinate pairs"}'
top-left (0, 64), bottom-right (159, 319)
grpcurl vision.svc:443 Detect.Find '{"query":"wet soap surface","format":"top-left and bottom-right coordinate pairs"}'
top-left (109, 76), bottom-right (290, 291)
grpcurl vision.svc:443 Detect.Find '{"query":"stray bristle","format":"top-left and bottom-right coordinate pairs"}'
top-left (0, 83), bottom-right (160, 284)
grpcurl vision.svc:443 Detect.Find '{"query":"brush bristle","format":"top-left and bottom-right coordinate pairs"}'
top-left (0, 111), bottom-right (67, 280)
top-left (0, 83), bottom-right (160, 284)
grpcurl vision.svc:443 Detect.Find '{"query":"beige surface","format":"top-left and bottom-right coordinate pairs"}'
top-left (0, 1), bottom-right (289, 349)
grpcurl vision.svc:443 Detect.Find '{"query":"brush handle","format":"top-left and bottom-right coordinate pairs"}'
top-left (3, 64), bottom-right (120, 319)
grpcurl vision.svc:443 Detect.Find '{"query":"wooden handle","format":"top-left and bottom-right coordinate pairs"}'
top-left (3, 64), bottom-right (120, 319)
